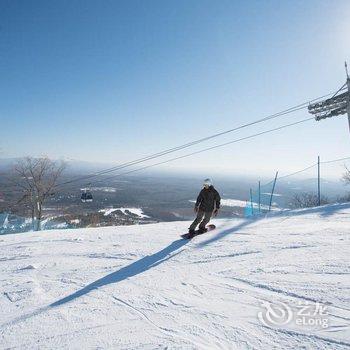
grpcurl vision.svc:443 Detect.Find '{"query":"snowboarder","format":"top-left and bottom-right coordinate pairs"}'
top-left (188, 178), bottom-right (221, 235)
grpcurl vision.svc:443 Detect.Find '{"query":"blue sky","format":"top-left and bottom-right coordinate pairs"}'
top-left (1, 0), bottom-right (349, 177)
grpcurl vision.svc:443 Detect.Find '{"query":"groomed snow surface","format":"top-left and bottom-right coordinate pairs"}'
top-left (1, 203), bottom-right (349, 349)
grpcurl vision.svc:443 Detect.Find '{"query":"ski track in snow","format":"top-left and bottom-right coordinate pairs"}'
top-left (0, 203), bottom-right (350, 349)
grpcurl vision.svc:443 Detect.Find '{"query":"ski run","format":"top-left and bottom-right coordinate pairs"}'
top-left (1, 203), bottom-right (349, 349)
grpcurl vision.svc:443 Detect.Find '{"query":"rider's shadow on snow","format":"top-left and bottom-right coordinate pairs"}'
top-left (198, 203), bottom-right (350, 247)
top-left (287, 202), bottom-right (350, 218)
top-left (50, 238), bottom-right (188, 308)
top-left (197, 218), bottom-right (260, 247)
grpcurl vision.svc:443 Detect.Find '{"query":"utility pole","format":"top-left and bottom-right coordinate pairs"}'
top-left (317, 156), bottom-right (321, 206)
top-left (258, 180), bottom-right (261, 214)
top-left (250, 188), bottom-right (254, 215)
top-left (346, 62), bottom-right (350, 128)
top-left (269, 171), bottom-right (278, 212)
top-left (308, 63), bottom-right (349, 128)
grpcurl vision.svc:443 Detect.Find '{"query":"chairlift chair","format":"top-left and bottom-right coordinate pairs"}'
top-left (81, 186), bottom-right (93, 203)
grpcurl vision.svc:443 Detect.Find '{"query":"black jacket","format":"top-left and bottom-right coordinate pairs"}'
top-left (195, 186), bottom-right (221, 212)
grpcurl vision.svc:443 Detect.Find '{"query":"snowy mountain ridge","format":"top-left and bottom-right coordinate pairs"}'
top-left (0, 203), bottom-right (349, 349)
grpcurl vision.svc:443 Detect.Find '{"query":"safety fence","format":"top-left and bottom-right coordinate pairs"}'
top-left (244, 156), bottom-right (350, 217)
top-left (0, 213), bottom-right (72, 235)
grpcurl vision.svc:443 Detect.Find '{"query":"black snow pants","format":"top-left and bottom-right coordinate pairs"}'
top-left (189, 210), bottom-right (212, 231)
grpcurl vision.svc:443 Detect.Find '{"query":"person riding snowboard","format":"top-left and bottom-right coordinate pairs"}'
top-left (189, 178), bottom-right (221, 235)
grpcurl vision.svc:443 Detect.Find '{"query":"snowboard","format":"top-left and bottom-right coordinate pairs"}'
top-left (181, 224), bottom-right (216, 239)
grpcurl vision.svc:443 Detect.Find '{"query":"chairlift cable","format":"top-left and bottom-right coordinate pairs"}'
top-left (55, 90), bottom-right (339, 188)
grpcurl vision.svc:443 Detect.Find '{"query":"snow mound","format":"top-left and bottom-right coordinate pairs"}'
top-left (0, 203), bottom-right (349, 349)
top-left (99, 207), bottom-right (149, 218)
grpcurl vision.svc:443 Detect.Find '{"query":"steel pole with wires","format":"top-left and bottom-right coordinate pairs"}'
top-left (318, 155), bottom-right (321, 206)
top-left (269, 171), bottom-right (278, 212)
top-left (346, 62), bottom-right (350, 130)
top-left (250, 188), bottom-right (254, 215)
top-left (308, 63), bottom-right (349, 131)
top-left (258, 180), bottom-right (261, 214)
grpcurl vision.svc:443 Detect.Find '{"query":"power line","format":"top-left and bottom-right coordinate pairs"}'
top-left (56, 90), bottom-right (338, 188)
top-left (330, 82), bottom-right (347, 99)
top-left (260, 163), bottom-right (318, 187)
top-left (321, 156), bottom-right (350, 164)
top-left (278, 163), bottom-right (318, 180)
top-left (93, 117), bottom-right (315, 184)
top-left (260, 156), bottom-right (350, 187)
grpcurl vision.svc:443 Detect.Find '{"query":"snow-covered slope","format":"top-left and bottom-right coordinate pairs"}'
top-left (1, 204), bottom-right (350, 349)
